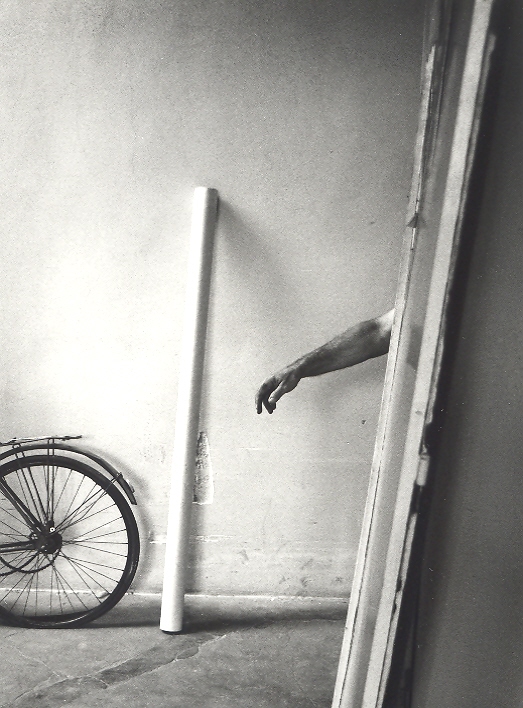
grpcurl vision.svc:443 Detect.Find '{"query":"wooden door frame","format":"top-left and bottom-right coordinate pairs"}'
top-left (331, 2), bottom-right (496, 706)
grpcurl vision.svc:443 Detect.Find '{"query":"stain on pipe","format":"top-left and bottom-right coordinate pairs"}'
top-left (193, 431), bottom-right (214, 505)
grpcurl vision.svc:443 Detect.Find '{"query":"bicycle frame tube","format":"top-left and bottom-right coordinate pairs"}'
top-left (0, 540), bottom-right (37, 552)
top-left (0, 477), bottom-right (45, 534)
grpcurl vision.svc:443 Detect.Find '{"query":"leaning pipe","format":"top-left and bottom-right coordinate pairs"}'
top-left (160, 187), bottom-right (219, 633)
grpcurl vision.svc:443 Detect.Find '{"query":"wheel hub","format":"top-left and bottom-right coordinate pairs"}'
top-left (41, 530), bottom-right (62, 555)
top-left (30, 527), bottom-right (63, 555)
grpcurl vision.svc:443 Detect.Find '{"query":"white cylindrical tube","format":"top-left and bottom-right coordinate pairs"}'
top-left (160, 187), bottom-right (218, 633)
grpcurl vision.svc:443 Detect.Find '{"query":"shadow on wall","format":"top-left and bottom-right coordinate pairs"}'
top-left (185, 200), bottom-right (310, 591)
top-left (84, 442), bottom-right (158, 592)
top-left (137, 198), bottom-right (391, 596)
top-left (186, 200), bottom-right (389, 594)
top-left (211, 200), bottom-right (306, 346)
top-left (211, 197), bottom-right (389, 406)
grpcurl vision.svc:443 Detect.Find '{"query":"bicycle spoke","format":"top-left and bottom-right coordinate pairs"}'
top-left (0, 548), bottom-right (35, 563)
top-left (0, 506), bottom-right (34, 533)
top-left (52, 564), bottom-right (74, 615)
top-left (11, 471), bottom-right (39, 525)
top-left (56, 485), bottom-right (105, 530)
top-left (0, 571), bottom-right (29, 603)
top-left (57, 473), bottom-right (89, 530)
top-left (45, 461), bottom-right (58, 523)
top-left (0, 549), bottom-right (37, 576)
top-left (51, 562), bottom-right (91, 611)
top-left (56, 485), bottom-right (113, 533)
top-left (65, 529), bottom-right (127, 546)
top-left (53, 467), bottom-right (74, 513)
top-left (1, 563), bottom-right (39, 613)
top-left (66, 538), bottom-right (128, 545)
top-left (0, 524), bottom-right (29, 540)
top-left (57, 501), bottom-right (118, 535)
top-left (18, 467), bottom-right (48, 525)
top-left (57, 551), bottom-right (110, 599)
top-left (49, 561), bottom-right (54, 615)
top-left (65, 544), bottom-right (128, 560)
top-left (0, 456), bottom-right (138, 626)
top-left (63, 517), bottom-right (126, 542)
top-left (59, 549), bottom-right (123, 581)
top-left (52, 565), bottom-right (81, 613)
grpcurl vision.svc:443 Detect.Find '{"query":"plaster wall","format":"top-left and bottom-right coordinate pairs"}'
top-left (0, 0), bottom-right (423, 594)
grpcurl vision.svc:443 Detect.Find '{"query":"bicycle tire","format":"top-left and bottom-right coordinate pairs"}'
top-left (0, 455), bottom-right (139, 628)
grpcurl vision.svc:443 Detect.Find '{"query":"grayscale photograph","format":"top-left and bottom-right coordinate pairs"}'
top-left (0, 1), bottom-right (517, 707)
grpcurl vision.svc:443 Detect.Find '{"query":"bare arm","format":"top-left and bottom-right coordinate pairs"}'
top-left (255, 309), bottom-right (394, 414)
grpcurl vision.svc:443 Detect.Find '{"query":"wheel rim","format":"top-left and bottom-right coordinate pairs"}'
top-left (0, 458), bottom-right (136, 624)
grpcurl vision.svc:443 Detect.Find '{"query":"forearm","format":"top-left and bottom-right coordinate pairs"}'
top-left (255, 309), bottom-right (394, 414)
top-left (290, 311), bottom-right (393, 379)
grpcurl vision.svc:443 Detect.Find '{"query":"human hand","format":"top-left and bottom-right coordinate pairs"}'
top-left (255, 366), bottom-right (301, 414)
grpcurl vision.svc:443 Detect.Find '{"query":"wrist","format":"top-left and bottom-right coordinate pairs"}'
top-left (291, 356), bottom-right (312, 379)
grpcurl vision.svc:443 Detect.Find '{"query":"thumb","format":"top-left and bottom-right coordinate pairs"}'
top-left (268, 374), bottom-right (299, 406)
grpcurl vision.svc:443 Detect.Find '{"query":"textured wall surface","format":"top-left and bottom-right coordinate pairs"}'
top-left (0, 0), bottom-right (423, 594)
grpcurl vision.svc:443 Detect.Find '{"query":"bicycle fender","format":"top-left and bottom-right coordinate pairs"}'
top-left (0, 444), bottom-right (138, 505)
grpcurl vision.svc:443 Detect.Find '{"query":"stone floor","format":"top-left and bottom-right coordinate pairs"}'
top-left (0, 594), bottom-right (348, 708)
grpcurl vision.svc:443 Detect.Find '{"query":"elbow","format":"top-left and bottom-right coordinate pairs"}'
top-left (363, 312), bottom-right (393, 359)
top-left (375, 324), bottom-right (391, 357)
top-left (375, 309), bottom-right (394, 355)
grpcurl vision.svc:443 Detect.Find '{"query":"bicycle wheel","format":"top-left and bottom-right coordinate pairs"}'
top-left (0, 455), bottom-right (139, 628)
